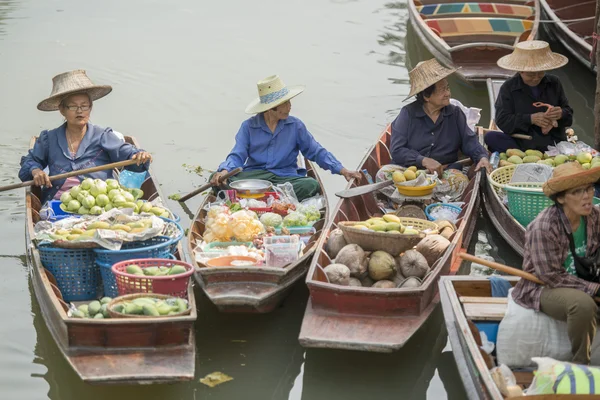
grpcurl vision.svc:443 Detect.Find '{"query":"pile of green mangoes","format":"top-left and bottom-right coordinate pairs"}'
top-left (59, 177), bottom-right (172, 217)
top-left (111, 296), bottom-right (189, 317)
top-left (498, 149), bottom-right (600, 170)
top-left (71, 297), bottom-right (112, 318)
top-left (348, 214), bottom-right (421, 235)
top-left (126, 263), bottom-right (188, 276)
top-left (50, 218), bottom-right (154, 242)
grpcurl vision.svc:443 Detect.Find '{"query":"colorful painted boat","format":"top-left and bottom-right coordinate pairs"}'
top-left (408, 0), bottom-right (540, 81)
top-left (187, 161), bottom-right (328, 313)
top-left (298, 124), bottom-right (483, 352)
top-left (25, 136), bottom-right (197, 384)
top-left (539, 0), bottom-right (595, 72)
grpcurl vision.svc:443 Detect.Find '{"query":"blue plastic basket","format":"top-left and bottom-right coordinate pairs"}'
top-left (161, 219), bottom-right (184, 254)
top-left (97, 261), bottom-right (119, 298)
top-left (424, 203), bottom-right (462, 221)
top-left (93, 236), bottom-right (172, 265)
top-left (42, 200), bottom-right (81, 222)
top-left (38, 245), bottom-right (102, 301)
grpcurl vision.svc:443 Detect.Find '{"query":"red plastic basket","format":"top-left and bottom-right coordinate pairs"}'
top-left (111, 258), bottom-right (194, 298)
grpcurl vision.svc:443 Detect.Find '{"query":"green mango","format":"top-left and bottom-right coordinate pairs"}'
top-left (88, 300), bottom-right (102, 316)
top-left (77, 304), bottom-right (89, 316)
top-left (150, 207), bottom-right (165, 216)
top-left (100, 297), bottom-right (112, 305)
top-left (94, 313), bottom-right (104, 319)
top-left (156, 303), bottom-right (174, 316)
top-left (112, 304), bottom-right (125, 314)
top-left (101, 303), bottom-right (109, 318)
top-left (71, 310), bottom-right (85, 318)
top-left (126, 265), bottom-right (144, 275)
top-left (168, 265), bottom-right (187, 276)
top-left (124, 303), bottom-right (143, 315)
top-left (142, 304), bottom-right (160, 317)
top-left (132, 298), bottom-right (156, 307)
top-left (176, 298), bottom-right (188, 313)
top-left (143, 266), bottom-right (160, 276)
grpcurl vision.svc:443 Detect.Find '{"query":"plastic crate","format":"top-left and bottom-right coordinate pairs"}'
top-left (424, 203), bottom-right (462, 222)
top-left (93, 236), bottom-right (172, 265)
top-left (112, 258), bottom-right (194, 298)
top-left (38, 245), bottom-right (101, 301)
top-left (42, 200), bottom-right (81, 222)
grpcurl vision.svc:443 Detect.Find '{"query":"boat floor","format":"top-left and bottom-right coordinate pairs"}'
top-left (460, 65), bottom-right (514, 81)
top-left (69, 344), bottom-right (195, 385)
top-left (299, 297), bottom-right (439, 353)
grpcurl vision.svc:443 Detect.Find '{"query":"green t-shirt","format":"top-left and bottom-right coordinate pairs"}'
top-left (564, 217), bottom-right (587, 276)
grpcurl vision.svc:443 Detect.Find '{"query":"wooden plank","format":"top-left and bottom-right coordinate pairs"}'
top-left (460, 296), bottom-right (508, 304)
top-left (464, 302), bottom-right (507, 321)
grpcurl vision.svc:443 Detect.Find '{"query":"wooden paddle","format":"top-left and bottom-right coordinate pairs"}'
top-left (0, 159), bottom-right (141, 194)
top-left (459, 253), bottom-right (600, 303)
top-left (178, 167), bottom-right (242, 203)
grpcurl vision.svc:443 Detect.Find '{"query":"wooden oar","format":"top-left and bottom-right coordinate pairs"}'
top-left (178, 167), bottom-right (242, 203)
top-left (0, 159), bottom-right (140, 194)
top-left (459, 253), bottom-right (600, 303)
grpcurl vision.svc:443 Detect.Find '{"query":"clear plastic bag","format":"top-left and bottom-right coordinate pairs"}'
top-left (118, 170), bottom-right (147, 189)
top-left (300, 194), bottom-right (326, 210)
top-left (274, 182), bottom-right (299, 205)
top-left (526, 357), bottom-right (600, 395)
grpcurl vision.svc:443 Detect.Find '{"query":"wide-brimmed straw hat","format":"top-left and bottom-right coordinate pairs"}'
top-left (404, 59), bottom-right (457, 101)
top-left (497, 40), bottom-right (568, 72)
top-left (245, 75), bottom-right (304, 114)
top-left (543, 162), bottom-right (600, 197)
top-left (37, 70), bottom-right (112, 112)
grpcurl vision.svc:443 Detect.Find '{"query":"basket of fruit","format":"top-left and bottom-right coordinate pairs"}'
top-left (111, 258), bottom-right (194, 298)
top-left (107, 293), bottom-right (190, 318)
top-left (337, 215), bottom-right (438, 256)
top-left (93, 236), bottom-right (173, 264)
top-left (391, 167), bottom-right (437, 197)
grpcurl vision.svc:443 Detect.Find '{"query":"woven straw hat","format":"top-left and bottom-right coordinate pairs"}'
top-left (497, 40), bottom-right (568, 72)
top-left (404, 59), bottom-right (457, 101)
top-left (37, 70), bottom-right (112, 111)
top-left (245, 75), bottom-right (304, 114)
top-left (543, 162), bottom-right (600, 197)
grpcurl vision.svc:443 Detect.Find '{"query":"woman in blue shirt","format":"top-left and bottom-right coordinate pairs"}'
top-left (211, 75), bottom-right (361, 201)
top-left (390, 59), bottom-right (490, 177)
top-left (19, 70), bottom-right (151, 203)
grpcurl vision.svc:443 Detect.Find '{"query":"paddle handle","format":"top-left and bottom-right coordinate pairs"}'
top-left (459, 253), bottom-right (600, 303)
top-left (0, 159), bottom-right (140, 194)
top-left (179, 167), bottom-right (242, 202)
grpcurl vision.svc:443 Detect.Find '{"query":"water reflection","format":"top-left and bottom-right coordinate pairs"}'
top-left (0, 1), bottom-right (21, 37)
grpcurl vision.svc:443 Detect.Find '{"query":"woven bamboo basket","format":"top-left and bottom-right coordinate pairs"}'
top-left (338, 218), bottom-right (438, 256)
top-left (489, 164), bottom-right (517, 194)
top-left (107, 293), bottom-right (191, 319)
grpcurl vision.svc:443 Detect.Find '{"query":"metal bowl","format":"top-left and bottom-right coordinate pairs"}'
top-left (229, 179), bottom-right (272, 196)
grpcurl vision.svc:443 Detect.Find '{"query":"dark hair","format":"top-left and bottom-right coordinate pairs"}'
top-left (59, 92), bottom-right (92, 109)
top-left (415, 84), bottom-right (436, 104)
top-left (549, 191), bottom-right (565, 205)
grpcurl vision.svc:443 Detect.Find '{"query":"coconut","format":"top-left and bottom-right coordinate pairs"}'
top-left (368, 251), bottom-right (396, 281)
top-left (398, 276), bottom-right (422, 288)
top-left (392, 271), bottom-right (405, 286)
top-left (399, 250), bottom-right (430, 279)
top-left (348, 277), bottom-right (362, 287)
top-left (372, 280), bottom-right (396, 289)
top-left (326, 228), bottom-right (347, 259)
top-left (416, 235), bottom-right (450, 266)
top-left (360, 275), bottom-right (375, 287)
top-left (323, 263), bottom-right (351, 286)
top-left (335, 244), bottom-right (368, 278)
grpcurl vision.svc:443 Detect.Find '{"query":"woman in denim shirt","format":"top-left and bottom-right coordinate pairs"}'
top-left (19, 70), bottom-right (151, 203)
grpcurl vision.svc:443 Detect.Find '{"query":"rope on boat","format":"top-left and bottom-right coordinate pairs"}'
top-left (538, 16), bottom-right (595, 24)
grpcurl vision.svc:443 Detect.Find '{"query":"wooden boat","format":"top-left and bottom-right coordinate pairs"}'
top-left (298, 124), bottom-right (483, 352)
top-left (408, 0), bottom-right (540, 81)
top-left (539, 0), bottom-right (595, 72)
top-left (187, 161), bottom-right (328, 313)
top-left (439, 275), bottom-right (600, 398)
top-left (25, 136), bottom-right (197, 385)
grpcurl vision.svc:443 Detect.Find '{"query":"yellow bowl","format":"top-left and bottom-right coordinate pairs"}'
top-left (236, 192), bottom-right (266, 199)
top-left (395, 181), bottom-right (437, 196)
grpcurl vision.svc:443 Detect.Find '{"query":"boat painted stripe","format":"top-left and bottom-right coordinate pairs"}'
top-left (495, 4), bottom-right (515, 15)
top-left (479, 3), bottom-right (494, 13)
top-left (416, 3), bottom-right (533, 17)
top-left (438, 3), bottom-right (464, 14)
top-left (489, 18), bottom-right (510, 32)
top-left (468, 3), bottom-right (481, 13)
top-left (418, 4), bottom-right (439, 15)
top-left (426, 17), bottom-right (530, 35)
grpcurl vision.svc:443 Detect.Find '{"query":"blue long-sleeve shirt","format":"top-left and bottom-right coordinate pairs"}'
top-left (390, 101), bottom-right (488, 168)
top-left (218, 114), bottom-right (344, 176)
top-left (19, 123), bottom-right (147, 203)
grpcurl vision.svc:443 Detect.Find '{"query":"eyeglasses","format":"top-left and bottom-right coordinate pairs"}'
top-left (435, 85), bottom-right (451, 94)
top-left (65, 105), bottom-right (91, 112)
top-left (566, 185), bottom-right (595, 197)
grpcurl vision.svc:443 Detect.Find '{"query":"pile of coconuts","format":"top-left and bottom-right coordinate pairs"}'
top-left (323, 228), bottom-right (450, 288)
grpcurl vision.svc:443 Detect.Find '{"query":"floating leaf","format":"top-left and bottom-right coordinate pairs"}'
top-left (200, 371), bottom-right (233, 388)
top-left (168, 193), bottom-right (181, 201)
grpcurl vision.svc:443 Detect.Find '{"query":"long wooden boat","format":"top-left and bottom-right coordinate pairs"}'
top-left (25, 136), bottom-right (197, 385)
top-left (298, 124), bottom-right (483, 352)
top-left (439, 275), bottom-right (600, 398)
top-left (539, 0), bottom-right (595, 73)
top-left (187, 161), bottom-right (328, 313)
top-left (408, 0), bottom-right (540, 81)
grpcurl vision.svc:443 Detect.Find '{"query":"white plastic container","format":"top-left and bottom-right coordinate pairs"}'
top-left (264, 236), bottom-right (300, 268)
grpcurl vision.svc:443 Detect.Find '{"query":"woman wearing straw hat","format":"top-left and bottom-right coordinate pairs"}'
top-left (19, 70), bottom-right (152, 203)
top-left (390, 59), bottom-right (490, 176)
top-left (485, 40), bottom-right (573, 153)
top-left (210, 75), bottom-right (361, 201)
top-left (511, 163), bottom-right (600, 365)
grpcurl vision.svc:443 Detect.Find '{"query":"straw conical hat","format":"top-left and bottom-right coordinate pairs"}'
top-left (497, 40), bottom-right (568, 72)
top-left (245, 75), bottom-right (304, 114)
top-left (404, 59), bottom-right (457, 101)
top-left (37, 70), bottom-right (112, 111)
top-left (543, 162), bottom-right (600, 197)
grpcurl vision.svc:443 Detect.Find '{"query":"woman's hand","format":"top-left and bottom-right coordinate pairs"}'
top-left (210, 170), bottom-right (229, 186)
top-left (546, 106), bottom-right (562, 120)
top-left (475, 157), bottom-right (492, 174)
top-left (32, 168), bottom-right (52, 187)
top-left (531, 112), bottom-right (553, 129)
top-left (132, 151), bottom-right (152, 165)
top-left (340, 168), bottom-right (362, 182)
top-left (422, 157), bottom-right (444, 176)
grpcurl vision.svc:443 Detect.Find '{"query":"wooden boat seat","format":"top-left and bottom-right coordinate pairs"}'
top-left (461, 296), bottom-right (507, 321)
top-left (425, 17), bottom-right (533, 38)
top-left (417, 3), bottom-right (534, 19)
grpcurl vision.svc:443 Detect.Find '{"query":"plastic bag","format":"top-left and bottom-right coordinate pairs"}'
top-left (546, 141), bottom-right (598, 157)
top-left (300, 194), bottom-right (326, 210)
top-left (274, 182), bottom-right (299, 205)
top-left (450, 98), bottom-right (482, 132)
top-left (510, 164), bottom-right (553, 184)
top-left (118, 170), bottom-right (147, 189)
top-left (526, 357), bottom-right (600, 395)
top-left (434, 169), bottom-right (469, 202)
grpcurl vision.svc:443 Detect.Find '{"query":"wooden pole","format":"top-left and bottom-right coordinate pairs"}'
top-left (594, 0), bottom-right (600, 150)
